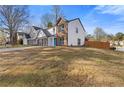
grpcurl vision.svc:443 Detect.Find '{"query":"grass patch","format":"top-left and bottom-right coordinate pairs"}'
top-left (0, 47), bottom-right (124, 86)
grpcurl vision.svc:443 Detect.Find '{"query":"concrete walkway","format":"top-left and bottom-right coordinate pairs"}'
top-left (0, 46), bottom-right (43, 52)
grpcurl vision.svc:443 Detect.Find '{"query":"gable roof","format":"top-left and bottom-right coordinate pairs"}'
top-left (56, 17), bottom-right (68, 25)
top-left (17, 32), bottom-right (31, 39)
top-left (41, 28), bottom-right (52, 37)
top-left (32, 26), bottom-right (41, 30)
top-left (17, 32), bottom-right (25, 35)
top-left (25, 33), bottom-right (31, 39)
top-left (32, 26), bottom-right (52, 37)
top-left (68, 18), bottom-right (86, 32)
top-left (56, 17), bottom-right (62, 25)
top-left (56, 17), bottom-right (86, 32)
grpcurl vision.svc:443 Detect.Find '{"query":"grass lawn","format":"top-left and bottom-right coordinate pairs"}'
top-left (0, 47), bottom-right (124, 87)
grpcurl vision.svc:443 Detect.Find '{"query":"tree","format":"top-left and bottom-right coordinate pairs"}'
top-left (107, 34), bottom-right (114, 41)
top-left (41, 13), bottom-right (53, 28)
top-left (115, 32), bottom-right (124, 41)
top-left (94, 27), bottom-right (107, 41)
top-left (41, 6), bottom-right (65, 28)
top-left (0, 5), bottom-right (29, 45)
top-left (47, 22), bottom-right (53, 28)
top-left (86, 34), bottom-right (94, 40)
top-left (52, 5), bottom-right (65, 23)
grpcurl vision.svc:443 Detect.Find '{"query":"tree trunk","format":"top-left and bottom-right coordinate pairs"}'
top-left (10, 31), bottom-right (13, 45)
top-left (14, 32), bottom-right (17, 45)
top-left (10, 30), bottom-right (17, 46)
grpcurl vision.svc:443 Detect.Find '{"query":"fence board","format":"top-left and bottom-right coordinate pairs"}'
top-left (85, 41), bottom-right (110, 49)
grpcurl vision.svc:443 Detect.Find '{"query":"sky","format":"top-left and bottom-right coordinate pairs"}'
top-left (29, 5), bottom-right (124, 35)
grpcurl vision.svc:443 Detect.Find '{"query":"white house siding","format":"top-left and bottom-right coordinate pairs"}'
top-left (23, 38), bottom-right (28, 45)
top-left (48, 27), bottom-right (56, 35)
top-left (38, 30), bottom-right (46, 38)
top-left (68, 19), bottom-right (86, 46)
top-left (29, 28), bottom-right (38, 39)
top-left (23, 35), bottom-right (28, 45)
top-left (27, 38), bottom-right (38, 45)
top-left (47, 27), bottom-right (56, 46)
top-left (28, 28), bottom-right (47, 46)
top-left (48, 36), bottom-right (55, 46)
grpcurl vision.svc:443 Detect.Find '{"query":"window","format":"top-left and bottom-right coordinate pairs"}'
top-left (60, 24), bottom-right (64, 32)
top-left (77, 38), bottom-right (81, 46)
top-left (53, 28), bottom-right (55, 31)
top-left (76, 27), bottom-right (78, 33)
top-left (53, 28), bottom-right (55, 34)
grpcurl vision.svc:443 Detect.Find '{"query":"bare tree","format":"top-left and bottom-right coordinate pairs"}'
top-left (40, 6), bottom-right (65, 28)
top-left (94, 27), bottom-right (107, 41)
top-left (41, 13), bottom-right (53, 28)
top-left (52, 5), bottom-right (65, 23)
top-left (0, 5), bottom-right (29, 45)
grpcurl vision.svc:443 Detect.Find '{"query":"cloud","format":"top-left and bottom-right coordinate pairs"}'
top-left (95, 5), bottom-right (124, 16)
top-left (95, 5), bottom-right (124, 21)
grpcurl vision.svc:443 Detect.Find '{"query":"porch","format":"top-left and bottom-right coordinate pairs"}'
top-left (55, 37), bottom-right (67, 46)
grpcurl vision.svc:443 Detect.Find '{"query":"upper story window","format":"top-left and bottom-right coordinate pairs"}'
top-left (53, 28), bottom-right (55, 31)
top-left (60, 24), bottom-right (64, 32)
top-left (53, 28), bottom-right (55, 34)
top-left (76, 27), bottom-right (78, 33)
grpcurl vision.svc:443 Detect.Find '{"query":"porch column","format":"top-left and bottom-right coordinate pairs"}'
top-left (64, 36), bottom-right (67, 46)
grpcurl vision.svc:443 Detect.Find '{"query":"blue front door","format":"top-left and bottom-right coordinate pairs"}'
top-left (54, 38), bottom-right (56, 46)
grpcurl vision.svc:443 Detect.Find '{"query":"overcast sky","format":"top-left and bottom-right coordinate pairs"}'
top-left (29, 5), bottom-right (124, 35)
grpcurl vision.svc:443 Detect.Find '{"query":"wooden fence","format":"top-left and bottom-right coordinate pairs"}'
top-left (85, 41), bottom-right (110, 49)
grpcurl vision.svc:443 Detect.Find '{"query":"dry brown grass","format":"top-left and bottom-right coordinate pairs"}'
top-left (0, 47), bottom-right (124, 86)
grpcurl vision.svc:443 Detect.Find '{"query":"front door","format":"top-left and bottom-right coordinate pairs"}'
top-left (54, 38), bottom-right (56, 46)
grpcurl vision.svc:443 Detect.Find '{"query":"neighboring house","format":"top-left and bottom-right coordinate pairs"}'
top-left (110, 40), bottom-right (124, 47)
top-left (119, 41), bottom-right (124, 46)
top-left (0, 30), bottom-right (4, 44)
top-left (0, 29), bottom-right (10, 44)
top-left (114, 41), bottom-right (124, 46)
top-left (0, 29), bottom-right (30, 45)
top-left (17, 32), bottom-right (31, 45)
top-left (27, 26), bottom-right (52, 46)
top-left (27, 17), bottom-right (86, 47)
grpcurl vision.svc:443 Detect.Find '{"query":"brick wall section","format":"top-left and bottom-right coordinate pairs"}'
top-left (85, 41), bottom-right (110, 49)
top-left (56, 19), bottom-right (68, 46)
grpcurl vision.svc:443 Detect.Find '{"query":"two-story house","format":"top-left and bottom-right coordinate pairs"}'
top-left (55, 17), bottom-right (86, 46)
top-left (27, 17), bottom-right (86, 47)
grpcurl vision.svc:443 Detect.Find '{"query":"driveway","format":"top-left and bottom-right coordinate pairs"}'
top-left (116, 47), bottom-right (124, 52)
top-left (0, 46), bottom-right (43, 52)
